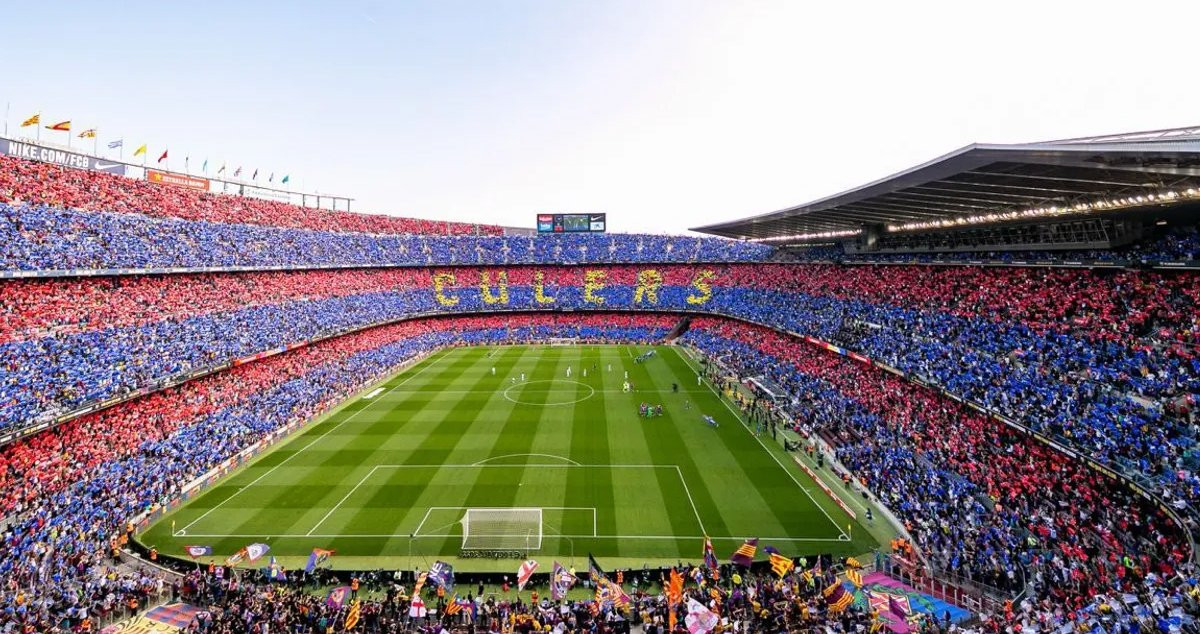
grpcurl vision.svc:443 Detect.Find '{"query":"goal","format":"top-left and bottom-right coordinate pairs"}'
top-left (546, 338), bottom-right (579, 346)
top-left (461, 508), bottom-right (543, 551)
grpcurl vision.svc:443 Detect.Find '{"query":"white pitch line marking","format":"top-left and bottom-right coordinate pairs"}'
top-left (673, 466), bottom-right (707, 535)
top-left (176, 350), bottom-right (449, 535)
top-left (306, 465), bottom-right (381, 536)
top-left (673, 347), bottom-right (851, 541)
top-left (473, 453), bottom-right (582, 466)
top-left (176, 533), bottom-right (847, 541)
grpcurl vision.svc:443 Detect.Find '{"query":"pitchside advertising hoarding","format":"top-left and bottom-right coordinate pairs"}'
top-left (0, 138), bottom-right (127, 175)
top-left (536, 213), bottom-right (607, 233)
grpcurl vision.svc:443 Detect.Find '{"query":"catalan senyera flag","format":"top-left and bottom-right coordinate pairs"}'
top-left (444, 594), bottom-right (462, 616)
top-left (846, 568), bottom-right (863, 589)
top-left (763, 545), bottom-right (794, 578)
top-left (823, 580), bottom-right (853, 613)
top-left (46, 120), bottom-right (71, 131)
top-left (78, 129), bottom-right (96, 138)
top-left (411, 571), bottom-right (428, 596)
top-left (845, 556), bottom-right (863, 570)
top-left (730, 537), bottom-right (757, 567)
top-left (133, 144), bottom-right (147, 157)
top-left (20, 114), bottom-right (39, 127)
top-left (344, 598), bottom-right (362, 629)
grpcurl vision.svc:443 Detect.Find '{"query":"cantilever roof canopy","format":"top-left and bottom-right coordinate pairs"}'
top-left (693, 126), bottom-right (1200, 240)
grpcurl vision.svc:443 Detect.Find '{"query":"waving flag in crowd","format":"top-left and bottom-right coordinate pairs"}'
top-left (429, 560), bottom-right (454, 591)
top-left (764, 545), bottom-right (794, 578)
top-left (667, 568), bottom-right (684, 630)
top-left (344, 599), bottom-right (361, 630)
top-left (685, 598), bottom-right (718, 634)
top-left (261, 556), bottom-right (287, 581)
top-left (703, 535), bottom-right (719, 574)
top-left (730, 538), bottom-right (757, 567)
top-left (551, 561), bottom-right (576, 600)
top-left (325, 586), bottom-right (352, 609)
top-left (184, 545), bottom-right (212, 559)
top-left (305, 548), bottom-right (335, 573)
top-left (516, 559), bottom-right (538, 591)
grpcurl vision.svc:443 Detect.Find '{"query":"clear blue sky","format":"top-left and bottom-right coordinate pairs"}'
top-left (4, 0), bottom-right (1200, 233)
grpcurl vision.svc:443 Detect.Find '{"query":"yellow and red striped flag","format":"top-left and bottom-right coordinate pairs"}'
top-left (78, 129), bottom-right (97, 138)
top-left (20, 114), bottom-right (39, 127)
top-left (46, 120), bottom-right (70, 131)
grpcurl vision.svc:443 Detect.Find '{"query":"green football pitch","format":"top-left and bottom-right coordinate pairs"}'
top-left (142, 344), bottom-right (879, 571)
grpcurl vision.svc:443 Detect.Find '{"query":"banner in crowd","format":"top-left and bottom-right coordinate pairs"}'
top-left (146, 169), bottom-right (210, 191)
top-left (1, 138), bottom-right (126, 175)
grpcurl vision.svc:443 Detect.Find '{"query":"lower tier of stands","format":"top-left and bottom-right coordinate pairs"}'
top-left (0, 312), bottom-right (1196, 631)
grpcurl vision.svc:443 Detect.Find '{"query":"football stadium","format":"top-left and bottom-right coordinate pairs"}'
top-left (6, 3), bottom-right (1200, 633)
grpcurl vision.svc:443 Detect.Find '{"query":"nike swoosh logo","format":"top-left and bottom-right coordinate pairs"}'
top-left (94, 161), bottom-right (121, 170)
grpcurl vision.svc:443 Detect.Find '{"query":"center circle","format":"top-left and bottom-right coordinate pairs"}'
top-left (502, 379), bottom-right (596, 406)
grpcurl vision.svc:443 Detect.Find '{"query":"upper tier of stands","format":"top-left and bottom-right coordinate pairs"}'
top-left (0, 155), bottom-right (772, 272)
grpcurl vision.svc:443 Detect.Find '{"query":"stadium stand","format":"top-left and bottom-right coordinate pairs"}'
top-left (5, 136), bottom-right (1200, 632)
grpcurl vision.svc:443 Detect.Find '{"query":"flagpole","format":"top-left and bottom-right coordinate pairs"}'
top-left (3, 102), bottom-right (8, 137)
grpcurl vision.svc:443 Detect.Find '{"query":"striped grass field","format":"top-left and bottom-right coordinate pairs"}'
top-left (142, 344), bottom-right (879, 572)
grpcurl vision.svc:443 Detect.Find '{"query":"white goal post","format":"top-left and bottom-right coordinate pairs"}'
top-left (546, 338), bottom-right (580, 346)
top-left (461, 508), bottom-right (543, 551)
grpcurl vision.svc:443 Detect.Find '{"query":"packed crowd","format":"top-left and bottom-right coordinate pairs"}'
top-left (776, 224), bottom-right (1200, 265)
top-left (0, 313), bottom-right (677, 631)
top-left (0, 155), bottom-right (498, 236)
top-left (166, 563), bottom-right (885, 634)
top-left (681, 318), bottom-right (1200, 631)
top-left (0, 203), bottom-right (771, 271)
top-left (3, 262), bottom-right (1198, 515)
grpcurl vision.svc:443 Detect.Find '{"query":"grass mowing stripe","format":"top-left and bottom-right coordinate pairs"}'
top-left (144, 344), bottom-right (882, 570)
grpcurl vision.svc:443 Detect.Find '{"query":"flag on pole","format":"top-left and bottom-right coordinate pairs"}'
top-left (702, 536), bottom-right (719, 575)
top-left (252, 168), bottom-right (258, 181)
top-left (158, 149), bottom-right (168, 164)
top-left (281, 175), bottom-right (290, 184)
top-left (133, 144), bottom-right (147, 157)
top-left (667, 568), bottom-right (684, 630)
top-left (243, 542), bottom-right (270, 563)
top-left (304, 548), bottom-right (335, 573)
top-left (261, 556), bottom-right (287, 581)
top-left (550, 561), bottom-right (576, 600)
top-left (730, 538), bottom-right (757, 567)
top-left (234, 166), bottom-right (242, 177)
top-left (217, 163), bottom-right (226, 175)
top-left (344, 599), bottom-right (362, 630)
top-left (201, 159), bottom-right (208, 173)
top-left (20, 114), bottom-right (39, 127)
top-left (845, 568), bottom-right (863, 589)
top-left (46, 120), bottom-right (70, 131)
top-left (764, 546), bottom-right (794, 578)
top-left (184, 545), bottom-right (212, 559)
top-left (269, 172), bottom-right (274, 183)
top-left (325, 586), bottom-right (352, 608)
top-left (78, 129), bottom-right (96, 138)
top-left (412, 571), bottom-right (428, 596)
top-left (516, 559), bottom-right (538, 591)
top-left (108, 139), bottom-right (123, 149)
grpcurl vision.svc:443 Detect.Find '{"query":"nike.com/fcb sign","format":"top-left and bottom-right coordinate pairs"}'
top-left (0, 139), bottom-right (127, 175)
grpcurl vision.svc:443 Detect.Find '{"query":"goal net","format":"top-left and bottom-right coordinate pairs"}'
top-left (461, 508), bottom-right (543, 551)
top-left (547, 338), bottom-right (579, 346)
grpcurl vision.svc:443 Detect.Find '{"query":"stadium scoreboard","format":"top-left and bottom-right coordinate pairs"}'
top-left (537, 213), bottom-right (606, 233)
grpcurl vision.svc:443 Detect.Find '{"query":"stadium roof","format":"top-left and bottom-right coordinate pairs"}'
top-left (693, 125), bottom-right (1200, 241)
